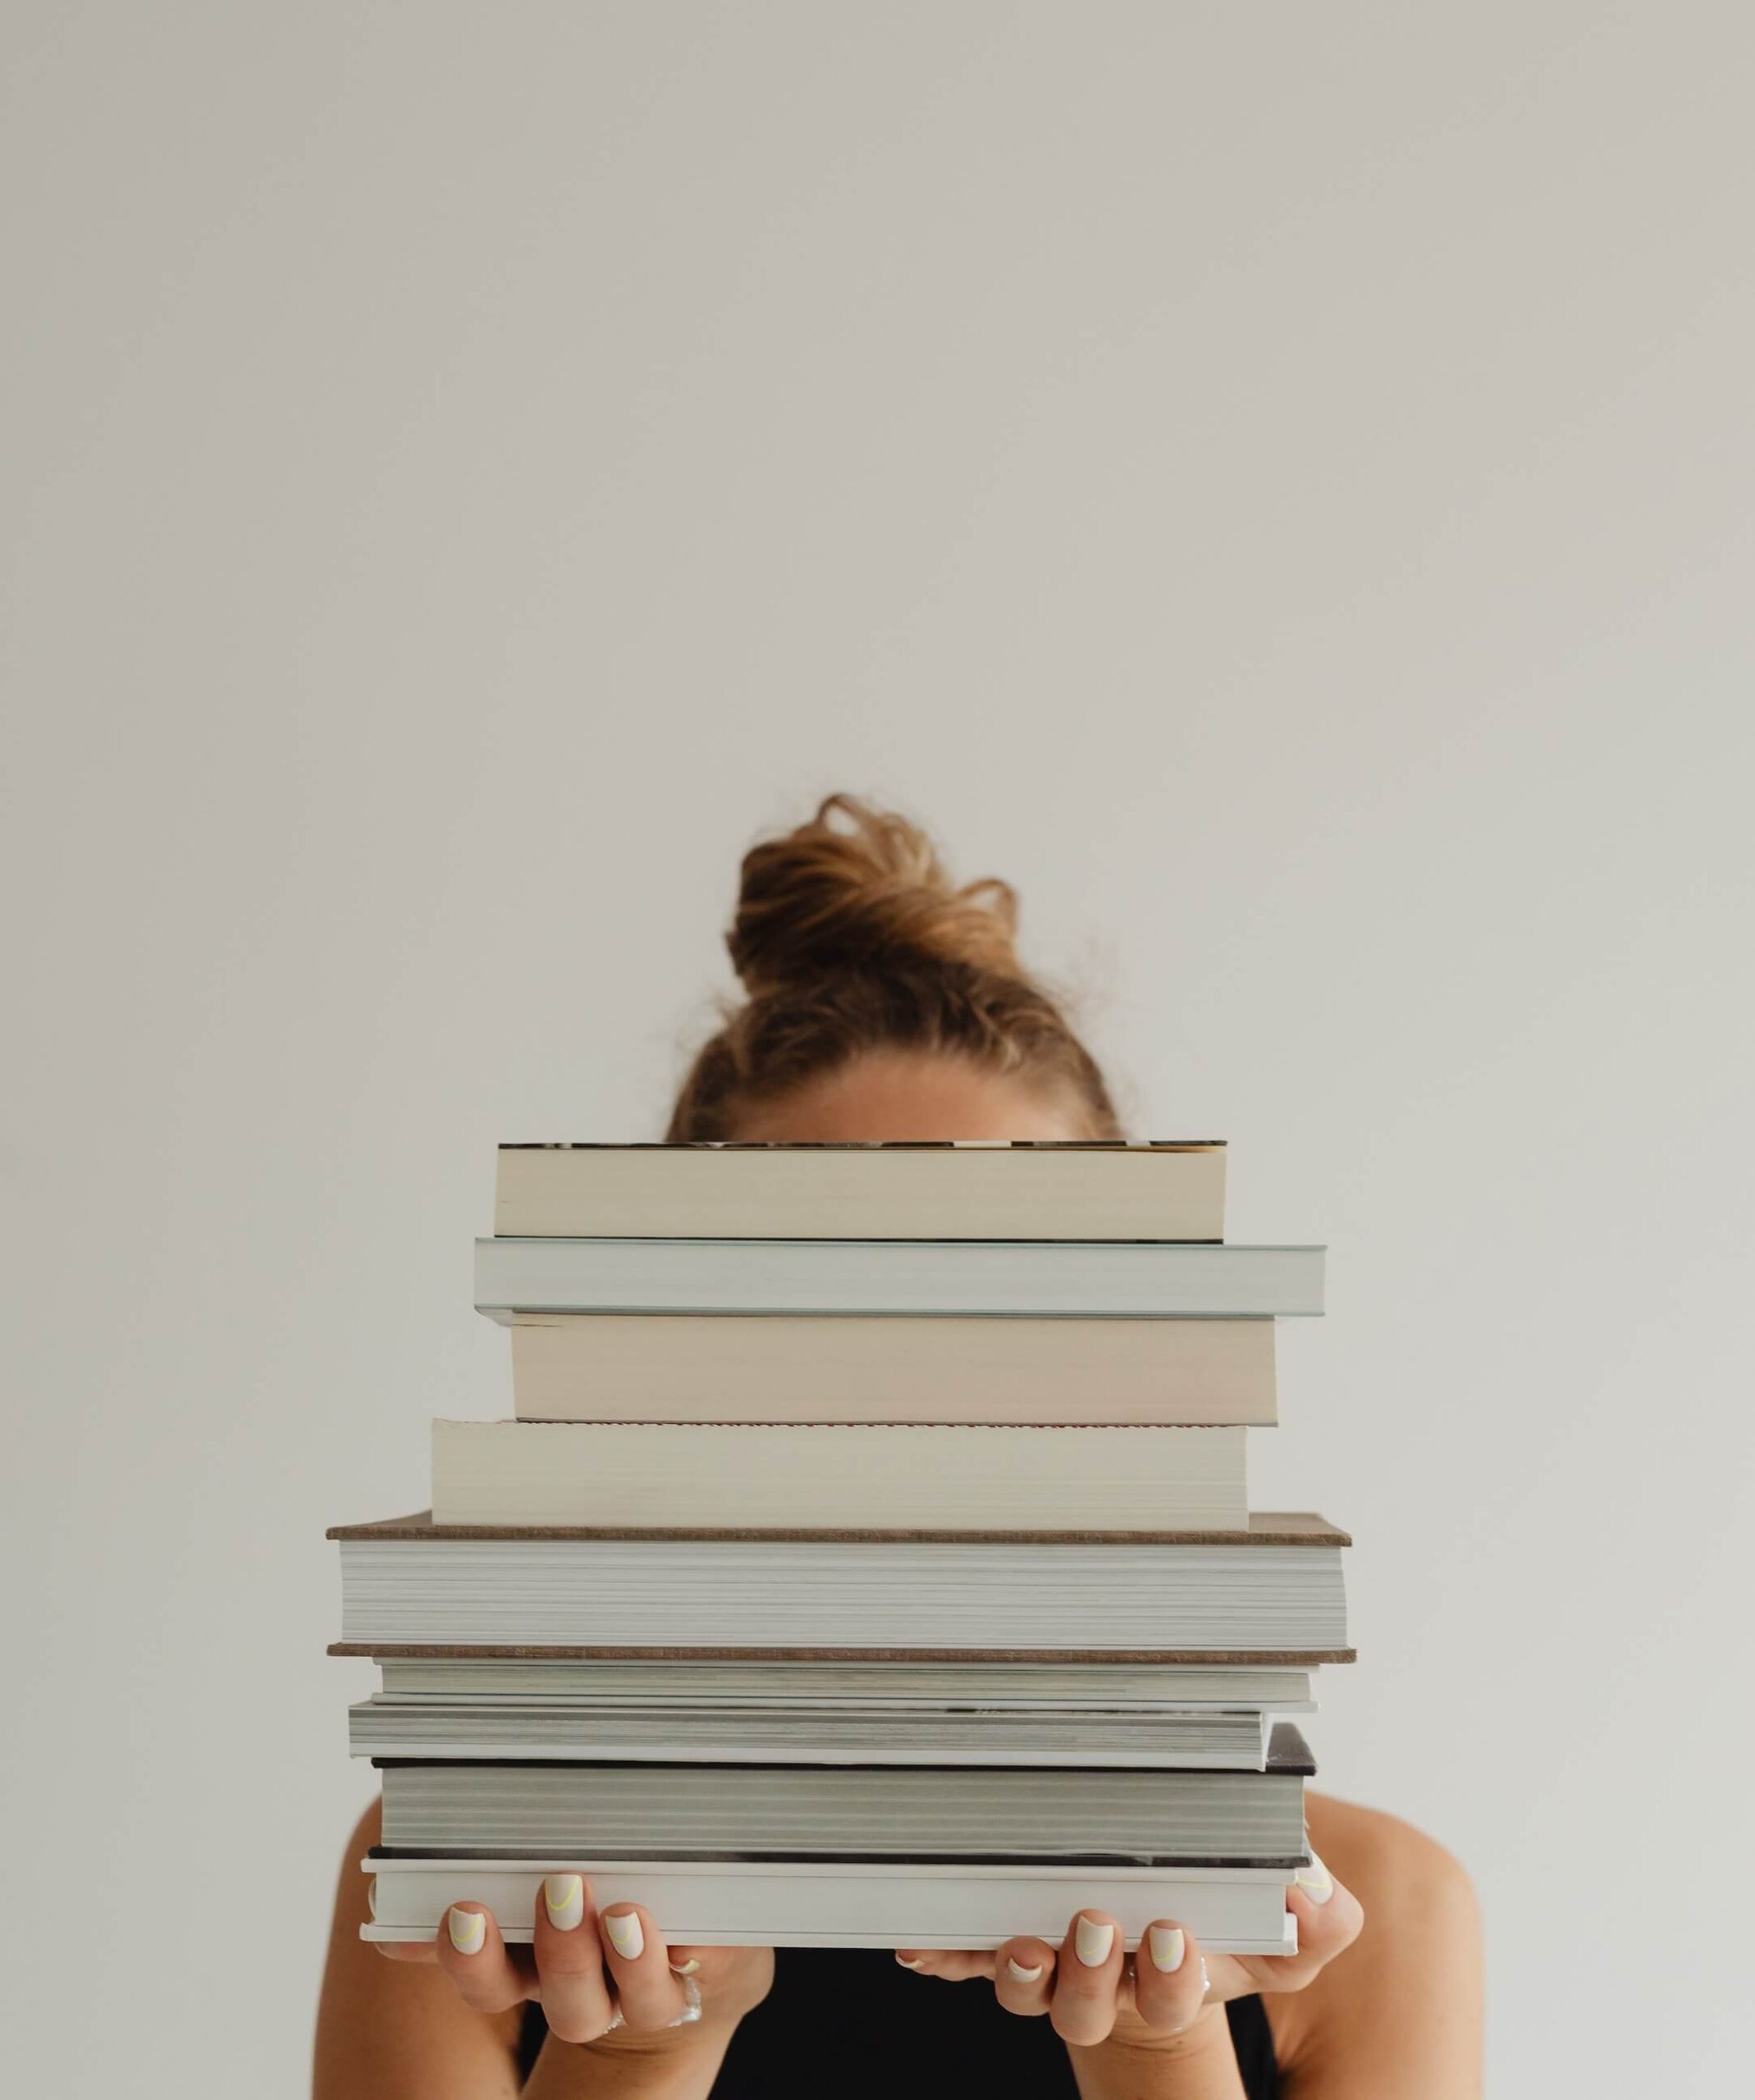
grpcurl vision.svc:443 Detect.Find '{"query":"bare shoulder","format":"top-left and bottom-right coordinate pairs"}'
top-left (348, 1792), bottom-right (384, 1851)
top-left (1306, 1788), bottom-right (1478, 1926)
top-left (313, 1794), bottom-right (523, 2099)
top-left (1267, 1792), bottom-right (1483, 2096)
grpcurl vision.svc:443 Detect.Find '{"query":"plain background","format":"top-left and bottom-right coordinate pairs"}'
top-left (3, 6), bottom-right (1752, 2093)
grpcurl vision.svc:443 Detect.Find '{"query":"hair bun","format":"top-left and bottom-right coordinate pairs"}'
top-left (727, 793), bottom-right (1022, 996)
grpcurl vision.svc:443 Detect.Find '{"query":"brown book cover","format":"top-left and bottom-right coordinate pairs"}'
top-left (328, 1509), bottom-right (1350, 1547)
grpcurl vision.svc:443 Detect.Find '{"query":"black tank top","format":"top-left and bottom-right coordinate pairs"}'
top-left (515, 1947), bottom-right (1280, 2095)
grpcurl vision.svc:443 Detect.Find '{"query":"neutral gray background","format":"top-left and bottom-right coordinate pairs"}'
top-left (3, 6), bottom-right (1752, 2093)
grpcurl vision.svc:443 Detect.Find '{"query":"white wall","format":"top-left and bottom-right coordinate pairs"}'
top-left (3, 7), bottom-right (1751, 2093)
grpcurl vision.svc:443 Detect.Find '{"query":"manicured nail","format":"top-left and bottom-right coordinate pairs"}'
top-left (895, 1952), bottom-right (926, 1969)
top-left (1007, 1957), bottom-right (1044, 1982)
top-left (1147, 1925), bottom-right (1186, 1974)
top-left (447, 1906), bottom-right (487, 1955)
top-left (604, 1908), bottom-right (645, 1959)
top-left (543, 1874), bottom-right (584, 1931)
top-left (1074, 1915), bottom-right (1114, 1966)
top-left (1295, 1854), bottom-right (1334, 1905)
top-left (670, 1957), bottom-right (701, 1975)
top-left (1200, 1956), bottom-right (1211, 1995)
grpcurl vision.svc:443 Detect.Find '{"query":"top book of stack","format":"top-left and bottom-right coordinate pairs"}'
top-left (494, 1140), bottom-right (1229, 1242)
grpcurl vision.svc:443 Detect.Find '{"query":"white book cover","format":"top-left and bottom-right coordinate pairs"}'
top-left (473, 1237), bottom-right (1325, 1321)
top-left (360, 1856), bottom-right (1301, 1954)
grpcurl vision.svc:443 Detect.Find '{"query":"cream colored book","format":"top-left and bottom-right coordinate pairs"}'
top-left (508, 1313), bottom-right (1277, 1424)
top-left (431, 1420), bottom-right (1248, 1531)
top-left (496, 1140), bottom-right (1226, 1241)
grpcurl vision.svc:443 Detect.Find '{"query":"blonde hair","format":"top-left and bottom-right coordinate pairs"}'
top-left (667, 794), bottom-right (1122, 1139)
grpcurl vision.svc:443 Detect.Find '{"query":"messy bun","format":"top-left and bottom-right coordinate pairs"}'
top-left (669, 793), bottom-right (1122, 1141)
top-left (728, 794), bottom-right (1023, 994)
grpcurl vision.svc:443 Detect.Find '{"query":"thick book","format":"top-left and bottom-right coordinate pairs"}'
top-left (372, 1656), bottom-right (1317, 1709)
top-left (329, 1513), bottom-right (1352, 1660)
top-left (359, 1855), bottom-right (1301, 1954)
top-left (475, 1238), bottom-right (1325, 1321)
top-left (430, 1421), bottom-right (1249, 1532)
top-left (375, 1728), bottom-right (1313, 1863)
top-left (350, 1698), bottom-right (1276, 1768)
top-left (495, 1141), bottom-right (1227, 1241)
top-left (507, 1313), bottom-right (1277, 1425)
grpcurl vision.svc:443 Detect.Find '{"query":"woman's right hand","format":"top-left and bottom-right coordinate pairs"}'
top-left (377, 1877), bottom-right (773, 2069)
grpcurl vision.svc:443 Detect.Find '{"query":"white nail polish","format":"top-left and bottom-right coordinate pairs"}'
top-left (1074, 1916), bottom-right (1114, 1967)
top-left (1296, 1854), bottom-right (1335, 1906)
top-left (670, 1957), bottom-right (701, 1975)
top-left (447, 1906), bottom-right (487, 1955)
top-left (1147, 1925), bottom-right (1186, 1974)
top-left (1007, 1957), bottom-right (1044, 1982)
top-left (895, 1953), bottom-right (926, 1969)
top-left (543, 1874), bottom-right (584, 1932)
top-left (1200, 1956), bottom-right (1211, 1996)
top-left (605, 1909), bottom-right (645, 1959)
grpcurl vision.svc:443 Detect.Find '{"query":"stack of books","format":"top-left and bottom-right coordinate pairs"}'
top-left (331, 1141), bottom-right (1351, 1955)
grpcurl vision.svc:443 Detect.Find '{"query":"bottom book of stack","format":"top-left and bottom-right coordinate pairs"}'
top-left (360, 1856), bottom-right (1301, 1952)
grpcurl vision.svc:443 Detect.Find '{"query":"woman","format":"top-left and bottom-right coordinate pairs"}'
top-left (314, 796), bottom-right (1483, 2098)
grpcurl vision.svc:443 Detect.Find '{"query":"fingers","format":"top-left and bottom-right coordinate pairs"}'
top-left (1131, 1920), bottom-right (1208, 2033)
top-left (893, 1947), bottom-right (996, 1983)
top-left (435, 1903), bottom-right (526, 2016)
top-left (993, 1936), bottom-right (1057, 2016)
top-left (1273, 1854), bottom-right (1364, 1984)
top-left (1049, 1909), bottom-right (1124, 2047)
top-left (599, 1902), bottom-right (688, 2031)
top-left (532, 1874), bottom-right (616, 2043)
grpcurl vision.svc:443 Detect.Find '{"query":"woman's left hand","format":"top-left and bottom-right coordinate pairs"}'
top-left (893, 1852), bottom-right (1362, 2053)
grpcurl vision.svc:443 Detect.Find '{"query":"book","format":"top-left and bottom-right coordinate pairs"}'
top-left (375, 1727), bottom-right (1313, 1862)
top-left (358, 1856), bottom-right (1302, 1954)
top-left (370, 1656), bottom-right (1317, 1709)
top-left (495, 1141), bottom-right (1227, 1241)
top-left (506, 1313), bottom-right (1277, 1425)
top-left (430, 1421), bottom-right (1249, 1532)
top-left (329, 1513), bottom-right (1352, 1659)
top-left (474, 1239), bottom-right (1325, 1321)
top-left (349, 1699), bottom-right (1277, 1769)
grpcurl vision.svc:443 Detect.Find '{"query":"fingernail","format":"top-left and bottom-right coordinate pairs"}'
top-left (670, 1957), bottom-right (701, 1975)
top-left (1200, 1956), bottom-right (1211, 1995)
top-left (447, 1906), bottom-right (487, 1956)
top-left (895, 1952), bottom-right (926, 1969)
top-left (604, 1908), bottom-right (645, 1959)
top-left (543, 1874), bottom-right (584, 1932)
top-left (1295, 1854), bottom-right (1335, 1906)
top-left (1074, 1915), bottom-right (1114, 1967)
top-left (1007, 1957), bottom-right (1044, 1982)
top-left (1147, 1925), bottom-right (1186, 1974)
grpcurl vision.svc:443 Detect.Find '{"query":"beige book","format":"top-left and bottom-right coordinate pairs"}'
top-left (431, 1420), bottom-right (1248, 1532)
top-left (509, 1313), bottom-right (1276, 1425)
top-left (496, 1140), bottom-right (1225, 1241)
